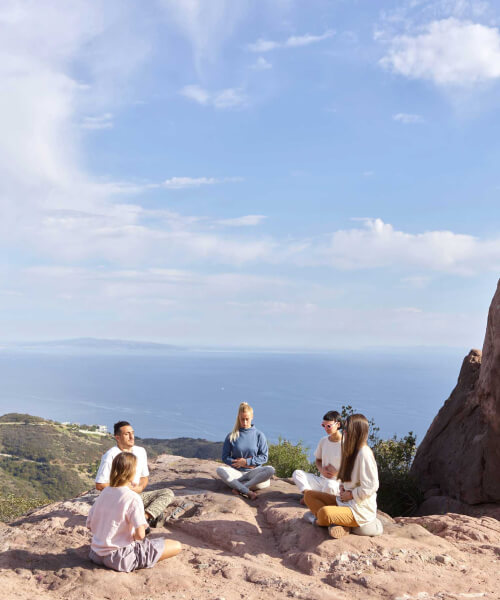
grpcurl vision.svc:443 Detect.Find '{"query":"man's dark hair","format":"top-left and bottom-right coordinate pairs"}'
top-left (114, 421), bottom-right (131, 436)
top-left (323, 411), bottom-right (342, 428)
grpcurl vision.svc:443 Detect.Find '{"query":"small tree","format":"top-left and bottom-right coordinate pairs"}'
top-left (268, 437), bottom-right (317, 478)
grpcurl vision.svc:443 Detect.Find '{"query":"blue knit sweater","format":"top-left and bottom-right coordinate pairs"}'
top-left (221, 426), bottom-right (269, 471)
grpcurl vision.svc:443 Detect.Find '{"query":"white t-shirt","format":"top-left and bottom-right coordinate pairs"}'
top-left (314, 436), bottom-right (342, 473)
top-left (336, 445), bottom-right (379, 526)
top-left (87, 486), bottom-right (147, 556)
top-left (95, 446), bottom-right (149, 486)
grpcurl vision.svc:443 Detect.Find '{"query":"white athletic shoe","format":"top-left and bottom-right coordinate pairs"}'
top-left (302, 511), bottom-right (317, 525)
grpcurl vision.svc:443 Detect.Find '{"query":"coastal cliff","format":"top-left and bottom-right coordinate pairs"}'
top-left (411, 279), bottom-right (500, 512)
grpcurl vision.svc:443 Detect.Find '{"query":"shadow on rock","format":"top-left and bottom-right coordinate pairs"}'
top-left (0, 545), bottom-right (93, 572)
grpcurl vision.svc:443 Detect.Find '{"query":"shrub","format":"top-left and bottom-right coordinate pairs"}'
top-left (0, 493), bottom-right (48, 523)
top-left (268, 437), bottom-right (317, 478)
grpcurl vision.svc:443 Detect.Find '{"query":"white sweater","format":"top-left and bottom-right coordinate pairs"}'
top-left (336, 445), bottom-right (379, 526)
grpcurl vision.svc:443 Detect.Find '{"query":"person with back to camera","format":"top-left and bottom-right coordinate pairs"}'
top-left (292, 410), bottom-right (343, 503)
top-left (87, 452), bottom-right (182, 572)
top-left (303, 413), bottom-right (382, 539)
top-left (216, 402), bottom-right (275, 500)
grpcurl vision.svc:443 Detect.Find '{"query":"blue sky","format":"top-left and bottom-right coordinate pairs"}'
top-left (1, 0), bottom-right (499, 349)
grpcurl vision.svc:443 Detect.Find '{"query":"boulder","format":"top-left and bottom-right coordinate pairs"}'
top-left (411, 279), bottom-right (500, 505)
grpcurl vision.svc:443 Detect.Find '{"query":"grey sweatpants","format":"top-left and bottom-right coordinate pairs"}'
top-left (141, 488), bottom-right (174, 519)
top-left (216, 465), bottom-right (275, 495)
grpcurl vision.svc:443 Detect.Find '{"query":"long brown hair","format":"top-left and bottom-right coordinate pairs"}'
top-left (337, 414), bottom-right (369, 483)
top-left (110, 452), bottom-right (137, 487)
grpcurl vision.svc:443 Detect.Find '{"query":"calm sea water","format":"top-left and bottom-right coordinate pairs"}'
top-left (0, 348), bottom-right (465, 451)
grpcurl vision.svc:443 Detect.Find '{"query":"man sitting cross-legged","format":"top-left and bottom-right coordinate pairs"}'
top-left (292, 410), bottom-right (343, 503)
top-left (95, 421), bottom-right (174, 529)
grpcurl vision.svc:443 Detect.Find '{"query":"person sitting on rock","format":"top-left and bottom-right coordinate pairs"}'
top-left (95, 421), bottom-right (174, 529)
top-left (292, 410), bottom-right (343, 502)
top-left (303, 414), bottom-right (380, 539)
top-left (87, 452), bottom-right (182, 572)
top-left (216, 402), bottom-right (275, 500)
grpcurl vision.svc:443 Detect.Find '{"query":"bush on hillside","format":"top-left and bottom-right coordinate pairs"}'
top-left (0, 493), bottom-right (48, 523)
top-left (268, 437), bottom-right (317, 478)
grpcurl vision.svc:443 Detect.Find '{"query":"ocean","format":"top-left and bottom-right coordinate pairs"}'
top-left (0, 347), bottom-right (466, 452)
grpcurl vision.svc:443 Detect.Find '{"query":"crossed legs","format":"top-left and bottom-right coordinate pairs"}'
top-left (303, 490), bottom-right (358, 528)
top-left (216, 465), bottom-right (275, 497)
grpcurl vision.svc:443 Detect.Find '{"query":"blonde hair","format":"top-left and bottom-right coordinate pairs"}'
top-left (337, 414), bottom-right (369, 483)
top-left (110, 452), bottom-right (137, 487)
top-left (229, 402), bottom-right (254, 443)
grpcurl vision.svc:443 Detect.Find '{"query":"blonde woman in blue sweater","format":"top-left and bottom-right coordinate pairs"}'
top-left (216, 402), bottom-right (275, 500)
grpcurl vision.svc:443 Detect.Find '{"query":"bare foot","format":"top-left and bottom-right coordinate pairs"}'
top-left (231, 489), bottom-right (257, 500)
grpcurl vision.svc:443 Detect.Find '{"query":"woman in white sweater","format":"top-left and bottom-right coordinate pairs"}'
top-left (304, 413), bottom-right (379, 539)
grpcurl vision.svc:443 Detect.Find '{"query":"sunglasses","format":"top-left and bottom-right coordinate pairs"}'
top-left (321, 422), bottom-right (337, 429)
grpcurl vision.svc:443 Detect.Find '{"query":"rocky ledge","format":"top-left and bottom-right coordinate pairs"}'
top-left (1, 455), bottom-right (498, 600)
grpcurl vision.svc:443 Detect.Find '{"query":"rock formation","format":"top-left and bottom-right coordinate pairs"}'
top-left (1, 455), bottom-right (499, 600)
top-left (411, 279), bottom-right (500, 508)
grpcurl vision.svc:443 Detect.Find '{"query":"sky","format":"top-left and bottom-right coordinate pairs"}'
top-left (1, 0), bottom-right (500, 350)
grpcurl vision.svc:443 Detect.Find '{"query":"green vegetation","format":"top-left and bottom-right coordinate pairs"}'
top-left (0, 413), bottom-right (224, 522)
top-left (268, 437), bottom-right (317, 478)
top-left (0, 457), bottom-right (87, 500)
top-left (0, 493), bottom-right (48, 523)
top-left (0, 414), bottom-right (115, 521)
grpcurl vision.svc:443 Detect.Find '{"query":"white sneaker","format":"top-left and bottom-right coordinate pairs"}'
top-left (302, 511), bottom-right (317, 525)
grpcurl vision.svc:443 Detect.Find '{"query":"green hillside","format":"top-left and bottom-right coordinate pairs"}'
top-left (0, 413), bottom-right (222, 522)
top-left (0, 413), bottom-right (115, 521)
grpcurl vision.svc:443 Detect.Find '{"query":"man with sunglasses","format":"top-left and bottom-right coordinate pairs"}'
top-left (292, 410), bottom-right (343, 502)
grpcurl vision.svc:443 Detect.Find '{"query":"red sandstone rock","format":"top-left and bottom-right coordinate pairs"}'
top-left (411, 279), bottom-right (500, 506)
top-left (0, 455), bottom-right (498, 600)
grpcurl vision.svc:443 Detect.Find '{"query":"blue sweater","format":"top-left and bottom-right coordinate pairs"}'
top-left (222, 426), bottom-right (269, 470)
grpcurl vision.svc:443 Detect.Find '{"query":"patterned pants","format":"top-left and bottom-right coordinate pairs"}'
top-left (140, 487), bottom-right (174, 519)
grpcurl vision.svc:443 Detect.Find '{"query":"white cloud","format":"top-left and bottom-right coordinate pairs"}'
top-left (179, 84), bottom-right (210, 105)
top-left (213, 87), bottom-right (247, 109)
top-left (217, 215), bottom-right (267, 227)
top-left (317, 218), bottom-right (500, 275)
top-left (180, 84), bottom-right (247, 109)
top-left (393, 112), bottom-right (425, 123)
top-left (250, 56), bottom-right (272, 70)
top-left (162, 177), bottom-right (218, 189)
top-left (81, 113), bottom-right (114, 130)
top-left (380, 18), bottom-right (500, 86)
top-left (248, 30), bottom-right (334, 53)
top-left (157, 0), bottom-right (248, 68)
top-left (87, 175), bottom-right (243, 196)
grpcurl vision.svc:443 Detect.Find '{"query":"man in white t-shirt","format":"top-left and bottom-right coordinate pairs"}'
top-left (95, 421), bottom-right (174, 528)
top-left (292, 410), bottom-right (343, 500)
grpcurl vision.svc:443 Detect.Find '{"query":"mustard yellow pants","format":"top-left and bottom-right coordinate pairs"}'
top-left (304, 490), bottom-right (359, 528)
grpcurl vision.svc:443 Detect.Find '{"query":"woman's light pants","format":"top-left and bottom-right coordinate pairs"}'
top-left (292, 470), bottom-right (341, 495)
top-left (216, 465), bottom-right (275, 495)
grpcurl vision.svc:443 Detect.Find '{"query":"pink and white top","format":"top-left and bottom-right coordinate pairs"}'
top-left (87, 486), bottom-right (147, 556)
